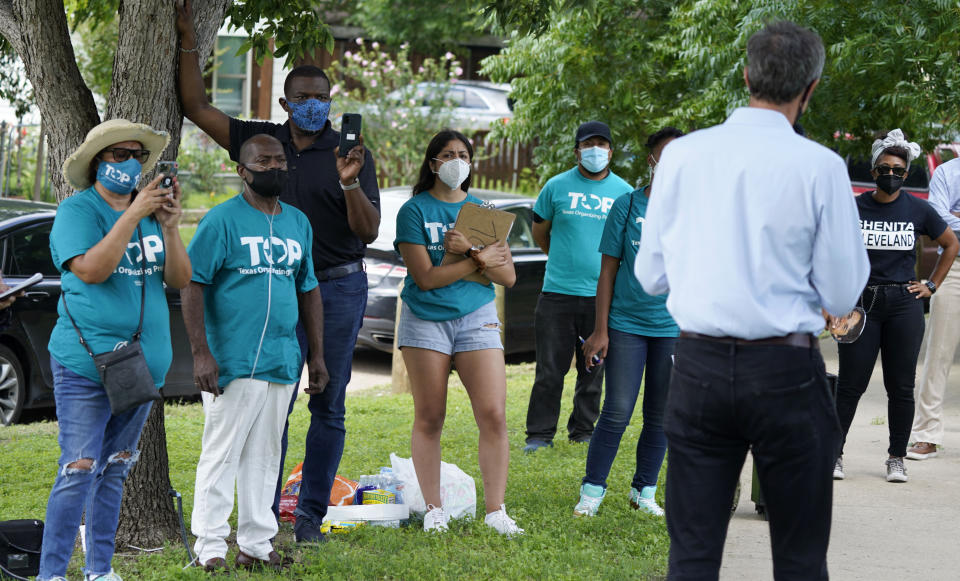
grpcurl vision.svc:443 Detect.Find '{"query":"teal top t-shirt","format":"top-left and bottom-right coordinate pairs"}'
top-left (534, 167), bottom-right (632, 296)
top-left (188, 194), bottom-right (319, 388)
top-left (599, 187), bottom-right (678, 337)
top-left (394, 192), bottom-right (495, 321)
top-left (48, 187), bottom-right (172, 387)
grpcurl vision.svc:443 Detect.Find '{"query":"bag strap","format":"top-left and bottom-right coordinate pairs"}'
top-left (63, 224), bottom-right (147, 356)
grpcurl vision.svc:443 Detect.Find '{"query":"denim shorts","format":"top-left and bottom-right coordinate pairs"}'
top-left (397, 300), bottom-right (503, 355)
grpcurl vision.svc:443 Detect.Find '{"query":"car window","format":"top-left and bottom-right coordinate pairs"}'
top-left (504, 206), bottom-right (536, 250)
top-left (444, 88), bottom-right (466, 107)
top-left (462, 89), bottom-right (489, 110)
top-left (6, 223), bottom-right (58, 277)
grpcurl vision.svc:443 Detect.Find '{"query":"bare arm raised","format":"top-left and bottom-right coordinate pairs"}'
top-left (176, 0), bottom-right (230, 150)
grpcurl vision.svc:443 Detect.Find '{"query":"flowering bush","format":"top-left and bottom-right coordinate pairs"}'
top-left (328, 40), bottom-right (473, 187)
top-left (176, 127), bottom-right (238, 207)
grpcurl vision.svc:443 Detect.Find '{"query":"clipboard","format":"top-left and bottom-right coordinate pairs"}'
top-left (441, 202), bottom-right (516, 284)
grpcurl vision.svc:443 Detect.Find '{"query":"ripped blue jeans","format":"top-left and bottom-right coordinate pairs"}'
top-left (37, 358), bottom-right (152, 580)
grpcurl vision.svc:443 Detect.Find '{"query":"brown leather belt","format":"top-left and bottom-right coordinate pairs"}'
top-left (679, 331), bottom-right (817, 349)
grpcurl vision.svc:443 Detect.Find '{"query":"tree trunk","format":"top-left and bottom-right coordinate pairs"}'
top-left (0, 0), bottom-right (101, 201)
top-left (114, 401), bottom-right (181, 548)
top-left (110, 0), bottom-right (230, 550)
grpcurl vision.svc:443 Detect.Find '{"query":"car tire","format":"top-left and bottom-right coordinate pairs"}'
top-left (0, 344), bottom-right (26, 426)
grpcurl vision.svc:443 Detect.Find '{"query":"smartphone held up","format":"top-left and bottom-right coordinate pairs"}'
top-left (156, 161), bottom-right (178, 189)
top-left (339, 114), bottom-right (362, 156)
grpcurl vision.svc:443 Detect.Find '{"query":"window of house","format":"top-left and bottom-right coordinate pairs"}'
top-left (212, 36), bottom-right (249, 117)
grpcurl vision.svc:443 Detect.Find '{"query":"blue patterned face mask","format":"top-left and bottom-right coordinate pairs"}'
top-left (96, 158), bottom-right (141, 195)
top-left (286, 99), bottom-right (331, 133)
top-left (579, 146), bottom-right (609, 173)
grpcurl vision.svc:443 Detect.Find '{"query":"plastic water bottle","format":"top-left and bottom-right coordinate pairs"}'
top-left (379, 467), bottom-right (404, 504)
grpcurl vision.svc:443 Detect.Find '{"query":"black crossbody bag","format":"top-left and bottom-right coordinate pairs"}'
top-left (62, 225), bottom-right (160, 416)
top-left (0, 519), bottom-right (42, 580)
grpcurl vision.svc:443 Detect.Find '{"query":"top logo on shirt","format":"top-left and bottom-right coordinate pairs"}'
top-left (117, 234), bottom-right (164, 276)
top-left (238, 236), bottom-right (303, 276)
top-left (563, 192), bottom-right (616, 220)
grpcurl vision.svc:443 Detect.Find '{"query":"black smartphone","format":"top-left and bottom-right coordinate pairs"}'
top-left (0, 273), bottom-right (42, 302)
top-left (339, 114), bottom-right (362, 157)
top-left (157, 161), bottom-right (178, 189)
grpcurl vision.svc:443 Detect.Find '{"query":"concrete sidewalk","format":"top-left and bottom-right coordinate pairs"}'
top-left (720, 338), bottom-right (960, 580)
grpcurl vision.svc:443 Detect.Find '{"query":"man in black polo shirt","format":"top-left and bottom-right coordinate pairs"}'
top-left (177, 2), bottom-right (380, 543)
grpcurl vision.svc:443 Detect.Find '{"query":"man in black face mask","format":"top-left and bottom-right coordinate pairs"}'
top-left (181, 135), bottom-right (328, 572)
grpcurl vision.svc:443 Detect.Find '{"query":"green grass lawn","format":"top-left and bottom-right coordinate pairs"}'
top-left (0, 363), bottom-right (669, 580)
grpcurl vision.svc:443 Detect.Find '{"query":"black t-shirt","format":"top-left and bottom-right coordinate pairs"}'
top-left (229, 118), bottom-right (380, 271)
top-left (855, 191), bottom-right (947, 284)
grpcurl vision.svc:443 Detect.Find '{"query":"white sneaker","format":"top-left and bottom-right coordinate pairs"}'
top-left (89, 571), bottom-right (123, 581)
top-left (885, 457), bottom-right (908, 483)
top-left (423, 504), bottom-right (449, 532)
top-left (630, 486), bottom-right (664, 516)
top-left (484, 504), bottom-right (524, 537)
top-left (573, 483), bottom-right (605, 517)
top-left (833, 457), bottom-right (845, 480)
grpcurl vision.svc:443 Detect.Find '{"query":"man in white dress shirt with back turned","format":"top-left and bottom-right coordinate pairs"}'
top-left (636, 21), bottom-right (870, 580)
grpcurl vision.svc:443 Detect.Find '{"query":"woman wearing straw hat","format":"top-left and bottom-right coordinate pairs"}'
top-left (37, 119), bottom-right (191, 581)
top-left (833, 129), bottom-right (958, 484)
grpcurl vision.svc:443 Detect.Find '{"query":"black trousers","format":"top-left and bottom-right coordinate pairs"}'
top-left (666, 337), bottom-right (838, 581)
top-left (836, 285), bottom-right (925, 458)
top-left (525, 292), bottom-right (605, 442)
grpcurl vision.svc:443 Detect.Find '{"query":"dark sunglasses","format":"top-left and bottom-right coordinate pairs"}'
top-left (875, 165), bottom-right (907, 178)
top-left (102, 148), bottom-right (150, 163)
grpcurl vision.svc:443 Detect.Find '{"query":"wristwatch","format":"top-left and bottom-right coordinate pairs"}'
top-left (925, 280), bottom-right (937, 294)
top-left (464, 246), bottom-right (481, 259)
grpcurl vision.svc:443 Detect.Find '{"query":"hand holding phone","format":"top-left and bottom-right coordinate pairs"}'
top-left (156, 161), bottom-right (178, 190)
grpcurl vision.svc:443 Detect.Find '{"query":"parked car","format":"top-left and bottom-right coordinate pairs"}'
top-left (358, 187), bottom-right (545, 355)
top-left (846, 142), bottom-right (960, 281)
top-left (0, 199), bottom-right (197, 426)
top-left (382, 81), bottom-right (513, 133)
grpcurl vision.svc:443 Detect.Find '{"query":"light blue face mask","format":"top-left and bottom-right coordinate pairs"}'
top-left (579, 146), bottom-right (609, 173)
top-left (286, 99), bottom-right (331, 133)
top-left (96, 158), bottom-right (141, 195)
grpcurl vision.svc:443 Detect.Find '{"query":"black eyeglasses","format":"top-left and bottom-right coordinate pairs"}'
top-left (102, 148), bottom-right (150, 163)
top-left (875, 165), bottom-right (907, 178)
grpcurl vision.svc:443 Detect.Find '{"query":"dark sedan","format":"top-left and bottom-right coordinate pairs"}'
top-left (0, 199), bottom-right (196, 425)
top-left (357, 187), bottom-right (546, 355)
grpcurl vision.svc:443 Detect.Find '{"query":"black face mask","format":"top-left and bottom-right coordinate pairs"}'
top-left (876, 173), bottom-right (904, 194)
top-left (244, 167), bottom-right (288, 197)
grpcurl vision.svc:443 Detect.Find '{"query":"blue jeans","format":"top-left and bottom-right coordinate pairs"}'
top-left (38, 358), bottom-right (152, 580)
top-left (279, 270), bottom-right (367, 527)
top-left (583, 329), bottom-right (675, 490)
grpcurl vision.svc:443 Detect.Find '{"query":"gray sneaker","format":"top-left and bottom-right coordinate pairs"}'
top-left (833, 457), bottom-right (844, 480)
top-left (885, 456), bottom-right (908, 483)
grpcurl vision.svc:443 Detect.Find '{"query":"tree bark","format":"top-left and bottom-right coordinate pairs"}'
top-left (0, 0), bottom-right (100, 201)
top-left (111, 0), bottom-right (230, 550)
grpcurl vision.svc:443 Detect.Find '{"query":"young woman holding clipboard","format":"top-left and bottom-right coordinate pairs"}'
top-left (394, 129), bottom-right (523, 536)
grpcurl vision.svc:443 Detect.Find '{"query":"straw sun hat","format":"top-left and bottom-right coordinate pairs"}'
top-left (61, 119), bottom-right (170, 190)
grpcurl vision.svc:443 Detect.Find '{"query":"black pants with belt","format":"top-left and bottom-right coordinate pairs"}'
top-left (836, 284), bottom-right (925, 458)
top-left (525, 292), bottom-right (605, 443)
top-left (665, 336), bottom-right (838, 581)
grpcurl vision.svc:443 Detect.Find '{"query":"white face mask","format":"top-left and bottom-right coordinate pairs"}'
top-left (434, 158), bottom-right (471, 190)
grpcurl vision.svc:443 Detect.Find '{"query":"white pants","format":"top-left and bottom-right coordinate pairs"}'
top-left (191, 378), bottom-right (295, 563)
top-left (912, 259), bottom-right (960, 445)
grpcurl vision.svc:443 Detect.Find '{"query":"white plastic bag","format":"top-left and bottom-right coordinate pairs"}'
top-left (390, 453), bottom-right (476, 520)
